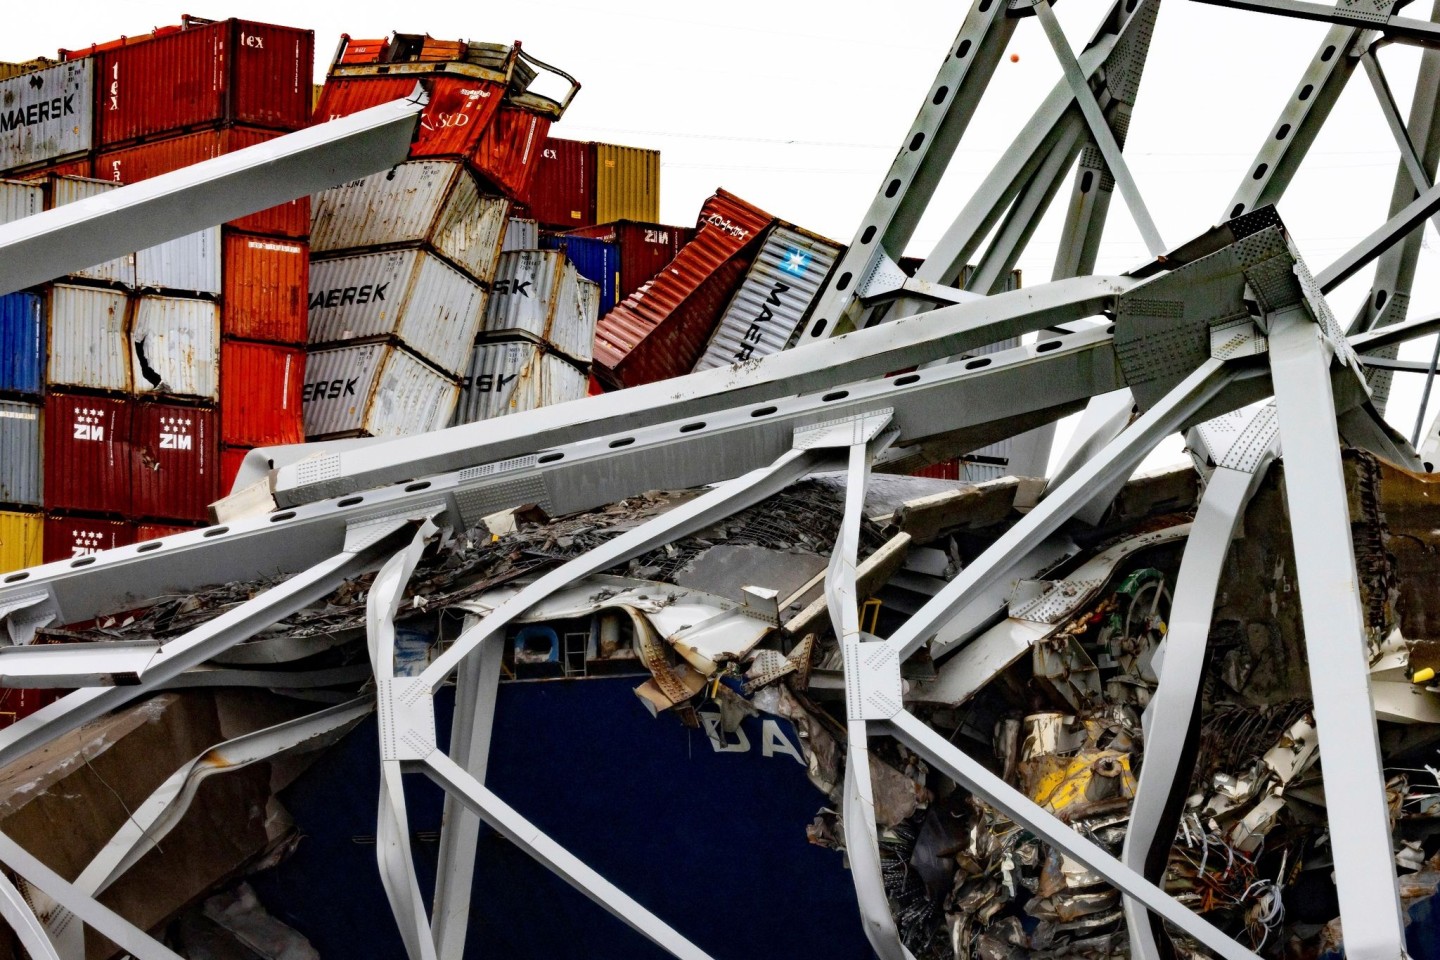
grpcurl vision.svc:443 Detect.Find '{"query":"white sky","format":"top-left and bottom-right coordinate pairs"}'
top-left (6, 1), bottom-right (1440, 469)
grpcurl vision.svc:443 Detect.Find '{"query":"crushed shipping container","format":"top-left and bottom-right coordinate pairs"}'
top-left (541, 234), bottom-right (619, 316)
top-left (525, 137), bottom-right (593, 228)
top-left (453, 338), bottom-right (588, 424)
top-left (129, 401), bottom-right (219, 523)
top-left (0, 60), bottom-right (92, 173)
top-left (130, 296), bottom-right (221, 400)
top-left (0, 292), bottom-right (44, 395)
top-left (47, 284), bottom-right (130, 393)
top-left (0, 399), bottom-right (41, 507)
top-left (314, 73), bottom-right (505, 161)
top-left (303, 341), bottom-right (458, 439)
top-left (0, 178), bottom-right (43, 226)
top-left (561, 219), bottom-right (692, 302)
top-left (482, 250), bottom-right (599, 364)
top-left (43, 392), bottom-right (130, 513)
top-left (222, 233), bottom-right (309, 344)
top-left (41, 514), bottom-right (135, 562)
top-left (220, 340), bottom-right (304, 447)
top-left (500, 217), bottom-right (539, 253)
top-left (595, 143), bottom-right (659, 224)
top-left (0, 510), bottom-right (41, 572)
top-left (471, 104), bottom-right (550, 202)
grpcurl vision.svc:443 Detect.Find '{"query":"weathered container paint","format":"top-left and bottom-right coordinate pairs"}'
top-left (471, 105), bottom-right (550, 202)
top-left (0, 399), bottom-right (41, 506)
top-left (693, 223), bottom-right (844, 371)
top-left (482, 250), bottom-right (598, 364)
top-left (541, 234), bottom-right (619, 316)
top-left (137, 521), bottom-right (200, 541)
top-left (593, 191), bottom-right (773, 387)
top-left (0, 60), bottom-right (92, 173)
top-left (308, 249), bottom-right (488, 376)
top-left (220, 446), bottom-right (249, 495)
top-left (303, 342), bottom-right (458, 440)
top-left (47, 284), bottom-right (131, 393)
top-left (134, 226), bottom-right (222, 294)
top-left (315, 74), bottom-right (504, 160)
top-left (43, 392), bottom-right (131, 513)
top-left (0, 179), bottom-right (43, 225)
top-left (0, 511), bottom-right (42, 573)
top-left (130, 296), bottom-right (220, 400)
top-left (453, 339), bottom-right (587, 424)
top-left (42, 514), bottom-right (135, 562)
top-left (526, 137), bottom-right (594, 228)
top-left (96, 19), bottom-right (313, 146)
top-left (47, 176), bottom-right (134, 284)
top-left (500, 217), bottom-right (539, 253)
top-left (221, 340), bottom-right (304, 447)
top-left (309, 161), bottom-right (508, 284)
top-left (595, 143), bottom-right (660, 225)
top-left (0, 292), bottom-right (44, 395)
top-left (130, 401), bottom-right (219, 522)
top-left (222, 233), bottom-right (308, 344)
top-left (562, 220), bottom-right (693, 302)
top-left (10, 156), bottom-right (91, 181)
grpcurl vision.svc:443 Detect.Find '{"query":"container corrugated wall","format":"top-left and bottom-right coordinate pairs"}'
top-left (0, 512), bottom-right (42, 572)
top-left (483, 250), bottom-right (597, 363)
top-left (693, 224), bottom-right (843, 371)
top-left (0, 60), bottom-right (92, 171)
top-left (0, 292), bottom-right (44, 395)
top-left (0, 400), bottom-right (41, 506)
top-left (526, 137), bottom-right (594, 228)
top-left (130, 296), bottom-right (220, 399)
top-left (130, 401), bottom-right (219, 522)
top-left (308, 249), bottom-right (488, 376)
top-left (472, 106), bottom-right (550, 202)
top-left (134, 226), bottom-right (222, 294)
top-left (302, 342), bottom-right (458, 439)
top-left (221, 340), bottom-right (304, 446)
top-left (541, 235), bottom-right (618, 316)
top-left (595, 144), bottom-right (660, 224)
top-left (563, 220), bottom-right (692, 302)
top-left (48, 285), bottom-right (130, 392)
top-left (48, 177), bottom-right (134, 284)
top-left (222, 233), bottom-right (308, 344)
top-left (42, 515), bottom-right (135, 562)
top-left (0, 180), bottom-right (43, 225)
top-left (315, 75), bottom-right (504, 160)
top-left (43, 392), bottom-right (130, 513)
top-left (453, 339), bottom-right (587, 424)
top-left (501, 218), bottom-right (538, 253)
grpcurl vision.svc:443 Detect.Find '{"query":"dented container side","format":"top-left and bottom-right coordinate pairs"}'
top-left (453, 339), bottom-right (587, 424)
top-left (0, 291), bottom-right (44, 395)
top-left (130, 401), bottom-right (220, 523)
top-left (0, 399), bottom-right (41, 506)
top-left (222, 233), bottom-right (309, 344)
top-left (500, 218), bottom-right (539, 253)
top-left (482, 250), bottom-right (563, 349)
top-left (430, 189), bottom-right (509, 284)
top-left (542, 235), bottom-right (618, 315)
top-left (48, 176), bottom-right (135, 284)
top-left (470, 106), bottom-right (550, 203)
top-left (130, 296), bottom-right (221, 400)
top-left (526, 137), bottom-right (594, 229)
top-left (43, 392), bottom-right (131, 514)
top-left (48, 284), bottom-right (131, 392)
top-left (563, 220), bottom-right (692, 302)
top-left (0, 511), bottom-right (42, 573)
top-left (303, 342), bottom-right (457, 439)
top-left (221, 340), bottom-right (304, 446)
top-left (0, 180), bottom-right (44, 225)
top-left (0, 60), bottom-right (92, 172)
top-left (316, 75), bottom-right (504, 159)
top-left (134, 226), bottom-right (222, 294)
top-left (594, 143), bottom-right (660, 225)
top-left (310, 161), bottom-right (461, 253)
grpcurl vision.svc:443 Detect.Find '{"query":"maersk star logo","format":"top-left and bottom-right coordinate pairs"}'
top-left (780, 248), bottom-right (811, 276)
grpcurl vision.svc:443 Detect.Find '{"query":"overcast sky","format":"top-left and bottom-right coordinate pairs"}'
top-left (6, 1), bottom-right (1439, 463)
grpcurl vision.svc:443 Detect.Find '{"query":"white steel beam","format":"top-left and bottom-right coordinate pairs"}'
top-left (0, 870), bottom-right (59, 960)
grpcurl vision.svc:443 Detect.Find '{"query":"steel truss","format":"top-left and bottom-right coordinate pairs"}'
top-left (0, 2), bottom-right (1437, 959)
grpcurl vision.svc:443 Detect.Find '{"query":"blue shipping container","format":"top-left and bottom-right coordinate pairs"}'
top-left (0, 292), bottom-right (43, 395)
top-left (542, 235), bottom-right (619, 316)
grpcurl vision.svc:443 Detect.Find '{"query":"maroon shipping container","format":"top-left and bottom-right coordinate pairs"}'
top-left (130, 401), bottom-right (219, 523)
top-left (95, 126), bottom-right (310, 237)
top-left (95, 19), bottom-right (313, 146)
top-left (315, 74), bottom-right (505, 161)
top-left (563, 220), bottom-right (694, 303)
top-left (221, 340), bottom-right (305, 447)
top-left (223, 232), bottom-right (309, 343)
top-left (526, 137), bottom-right (595, 229)
top-left (0, 688), bottom-right (65, 728)
top-left (471, 105), bottom-right (552, 203)
top-left (913, 459), bottom-right (961, 481)
top-left (137, 521), bottom-right (202, 541)
top-left (42, 515), bottom-right (137, 562)
top-left (592, 191), bottom-right (773, 387)
top-left (44, 393), bottom-right (131, 515)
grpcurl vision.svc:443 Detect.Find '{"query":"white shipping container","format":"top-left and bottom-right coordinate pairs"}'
top-left (0, 399), bottom-right (42, 507)
top-left (453, 339), bottom-right (588, 425)
top-left (303, 341), bottom-right (458, 439)
top-left (0, 60), bottom-right (93, 172)
top-left (310, 160), bottom-right (509, 284)
top-left (481, 250), bottom-right (598, 364)
top-left (134, 226), bottom-right (221, 295)
top-left (130, 296), bottom-right (221, 400)
top-left (47, 284), bottom-right (130, 392)
top-left (308, 249), bottom-right (488, 377)
top-left (0, 179), bottom-right (43, 226)
top-left (48, 176), bottom-right (134, 285)
top-left (692, 224), bottom-right (843, 372)
top-left (500, 217), bottom-right (539, 253)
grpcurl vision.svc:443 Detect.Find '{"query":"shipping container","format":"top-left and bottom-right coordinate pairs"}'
top-left (47, 284), bottom-right (131, 393)
top-left (562, 220), bottom-right (693, 302)
top-left (593, 190), bottom-right (773, 387)
top-left (453, 338), bottom-right (587, 424)
top-left (303, 341), bottom-right (458, 440)
top-left (42, 514), bottom-right (135, 562)
top-left (595, 143), bottom-right (660, 225)
top-left (222, 233), bottom-right (308, 343)
top-left (693, 223), bottom-right (844, 371)
top-left (10, 156), bottom-right (91, 181)
top-left (309, 161), bottom-right (508, 284)
top-left (220, 446), bottom-right (250, 495)
top-left (130, 400), bottom-right (219, 522)
top-left (0, 399), bottom-right (41, 507)
top-left (315, 74), bottom-right (505, 161)
top-left (221, 340), bottom-right (304, 447)
top-left (137, 521), bottom-right (200, 541)
top-left (0, 688), bottom-right (64, 728)
top-left (134, 226), bottom-right (222, 294)
top-left (95, 19), bottom-right (313, 145)
top-left (525, 137), bottom-right (594, 228)
top-left (130, 296), bottom-right (220, 399)
top-left (471, 105), bottom-right (550, 202)
top-left (482, 250), bottom-right (598, 364)
top-left (501, 217), bottom-right (539, 253)
top-left (0, 59), bottom-right (58, 82)
top-left (0, 60), bottom-right (92, 173)
top-left (0, 510), bottom-right (42, 573)
top-left (308, 249), bottom-right (488, 376)
top-left (43, 392), bottom-right (130, 513)
top-left (541, 234), bottom-right (618, 316)
top-left (0, 179), bottom-right (43, 225)
top-left (47, 177), bottom-right (134, 284)
top-left (0, 292), bottom-right (44, 395)
top-left (94, 126), bottom-right (309, 237)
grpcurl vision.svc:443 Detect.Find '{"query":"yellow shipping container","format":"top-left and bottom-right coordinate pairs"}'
top-left (0, 511), bottom-right (42, 574)
top-left (0, 58), bottom-right (57, 81)
top-left (595, 143), bottom-right (660, 224)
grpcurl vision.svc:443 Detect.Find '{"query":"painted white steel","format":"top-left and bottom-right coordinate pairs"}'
top-left (48, 178), bottom-right (133, 286)
top-left (48, 284), bottom-right (130, 392)
top-left (0, 399), bottom-right (42, 507)
top-left (694, 224), bottom-right (842, 372)
top-left (309, 160), bottom-right (509, 284)
top-left (0, 60), bottom-right (93, 172)
top-left (308, 249), bottom-right (488, 377)
top-left (500, 218), bottom-right (538, 253)
top-left (481, 250), bottom-right (598, 363)
top-left (134, 227), bottom-right (221, 295)
top-left (130, 296), bottom-right (221, 400)
top-left (304, 341), bottom-right (458, 439)
top-left (0, 181), bottom-right (43, 227)
top-left (453, 339), bottom-right (587, 424)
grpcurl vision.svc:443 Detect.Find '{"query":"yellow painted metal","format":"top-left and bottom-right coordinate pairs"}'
top-left (595, 143), bottom-right (659, 224)
top-left (1028, 751), bottom-right (1136, 815)
top-left (0, 511), bottom-right (42, 574)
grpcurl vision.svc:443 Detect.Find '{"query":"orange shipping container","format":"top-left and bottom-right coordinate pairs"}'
top-left (220, 446), bottom-right (250, 495)
top-left (223, 232), bottom-right (309, 344)
top-left (472, 105), bottom-right (551, 203)
top-left (315, 74), bottom-right (505, 161)
top-left (221, 340), bottom-right (305, 447)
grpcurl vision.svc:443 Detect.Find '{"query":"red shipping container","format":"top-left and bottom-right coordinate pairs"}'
top-left (470, 105), bottom-right (551, 203)
top-left (592, 191), bottom-right (773, 387)
top-left (520, 136), bottom-right (594, 228)
top-left (11, 156), bottom-right (93, 181)
top-left (44, 393), bottom-right (132, 515)
top-left (221, 340), bottom-right (305, 447)
top-left (563, 220), bottom-right (694, 303)
top-left (315, 74), bottom-right (504, 161)
top-left (42, 514), bottom-right (137, 562)
top-left (95, 19), bottom-right (313, 146)
top-left (220, 446), bottom-right (251, 495)
top-left (0, 688), bottom-right (65, 728)
top-left (337, 38), bottom-right (389, 65)
top-left (130, 401), bottom-right (219, 523)
top-left (95, 126), bottom-right (310, 238)
top-left (137, 521), bottom-right (201, 541)
top-left (914, 459), bottom-right (961, 481)
top-left (223, 232), bottom-right (309, 343)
